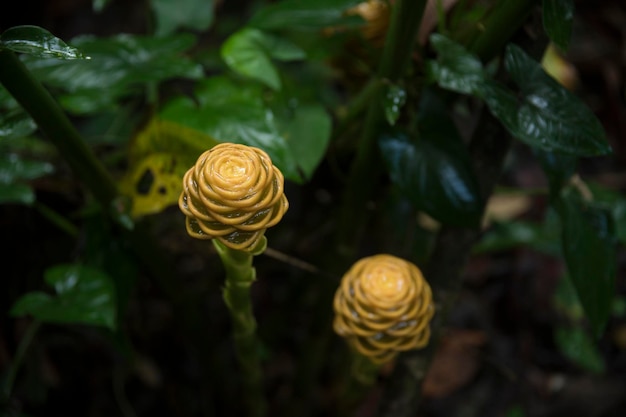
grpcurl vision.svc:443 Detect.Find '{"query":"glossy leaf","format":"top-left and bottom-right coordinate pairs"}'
top-left (478, 44), bottom-right (611, 156)
top-left (383, 84), bottom-right (406, 126)
top-left (0, 153), bottom-right (54, 183)
top-left (159, 76), bottom-right (300, 182)
top-left (0, 109), bottom-right (37, 141)
top-left (542, 0), bottom-right (574, 51)
top-left (379, 92), bottom-right (482, 227)
top-left (221, 28), bottom-right (305, 90)
top-left (426, 33), bottom-right (486, 94)
top-left (0, 183), bottom-right (35, 205)
top-left (557, 189), bottom-right (617, 337)
top-left (22, 33), bottom-right (202, 114)
top-left (0, 25), bottom-right (87, 59)
top-left (11, 264), bottom-right (116, 330)
top-left (555, 326), bottom-right (605, 373)
top-left (587, 182), bottom-right (626, 245)
top-left (249, 0), bottom-right (363, 31)
top-left (151, 0), bottom-right (214, 37)
top-left (276, 104), bottom-right (331, 181)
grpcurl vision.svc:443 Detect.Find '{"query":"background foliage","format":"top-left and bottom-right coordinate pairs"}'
top-left (1, 1), bottom-right (625, 417)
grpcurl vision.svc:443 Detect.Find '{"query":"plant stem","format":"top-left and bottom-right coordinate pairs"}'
top-left (467, 0), bottom-right (539, 61)
top-left (33, 201), bottom-right (80, 237)
top-left (212, 240), bottom-right (266, 417)
top-left (2, 319), bottom-right (42, 400)
top-left (0, 49), bottom-right (118, 210)
top-left (337, 0), bottom-right (428, 257)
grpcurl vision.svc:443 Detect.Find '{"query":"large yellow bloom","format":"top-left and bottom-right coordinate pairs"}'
top-left (333, 254), bottom-right (435, 364)
top-left (178, 143), bottom-right (289, 251)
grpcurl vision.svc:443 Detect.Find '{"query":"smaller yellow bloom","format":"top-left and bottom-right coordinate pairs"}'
top-left (333, 254), bottom-right (435, 364)
top-left (178, 143), bottom-right (289, 251)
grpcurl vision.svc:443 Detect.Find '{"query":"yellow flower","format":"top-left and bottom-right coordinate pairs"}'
top-left (333, 254), bottom-right (435, 364)
top-left (178, 143), bottom-right (289, 251)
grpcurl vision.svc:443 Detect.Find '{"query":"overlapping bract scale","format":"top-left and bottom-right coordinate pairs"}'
top-left (333, 254), bottom-right (435, 364)
top-left (178, 143), bottom-right (288, 251)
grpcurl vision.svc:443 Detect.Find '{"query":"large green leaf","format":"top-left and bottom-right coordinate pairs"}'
top-left (276, 104), bottom-right (331, 181)
top-left (11, 264), bottom-right (117, 330)
top-left (379, 91), bottom-right (482, 227)
top-left (555, 326), bottom-right (605, 373)
top-left (221, 28), bottom-right (305, 90)
top-left (426, 33), bottom-right (486, 95)
top-left (556, 188), bottom-right (617, 337)
top-left (21, 33), bottom-right (203, 114)
top-left (159, 76), bottom-right (300, 182)
top-left (151, 0), bottom-right (214, 37)
top-left (587, 182), bottom-right (626, 245)
top-left (478, 44), bottom-right (610, 156)
top-left (0, 25), bottom-right (87, 59)
top-left (0, 153), bottom-right (54, 183)
top-left (542, 0), bottom-right (574, 52)
top-left (0, 109), bottom-right (37, 141)
top-left (249, 0), bottom-right (363, 31)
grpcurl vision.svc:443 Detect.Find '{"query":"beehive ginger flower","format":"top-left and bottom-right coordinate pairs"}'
top-left (178, 143), bottom-right (289, 252)
top-left (333, 254), bottom-right (435, 364)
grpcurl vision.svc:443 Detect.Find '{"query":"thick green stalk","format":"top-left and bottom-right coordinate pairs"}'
top-left (336, 0), bottom-right (428, 257)
top-left (212, 240), bottom-right (266, 417)
top-left (467, 0), bottom-right (539, 61)
top-left (0, 49), bottom-right (118, 209)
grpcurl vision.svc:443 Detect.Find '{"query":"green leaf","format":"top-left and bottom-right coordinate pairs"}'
top-left (11, 264), bottom-right (117, 330)
top-left (0, 109), bottom-right (37, 141)
top-left (0, 25), bottom-right (87, 59)
top-left (22, 33), bottom-right (203, 114)
top-left (555, 326), bottom-right (605, 373)
top-left (221, 28), bottom-right (305, 91)
top-left (0, 182), bottom-right (35, 205)
top-left (379, 91), bottom-right (482, 227)
top-left (383, 84), bottom-right (406, 126)
top-left (542, 0), bottom-right (574, 52)
top-left (556, 189), bottom-right (617, 337)
top-left (426, 34), bottom-right (486, 95)
top-left (249, 0), bottom-right (363, 31)
top-left (93, 0), bottom-right (112, 13)
top-left (151, 0), bottom-right (214, 37)
top-left (553, 274), bottom-right (585, 320)
top-left (159, 76), bottom-right (300, 182)
top-left (478, 44), bottom-right (611, 156)
top-left (0, 153), bottom-right (54, 183)
top-left (276, 104), bottom-right (331, 181)
top-left (587, 182), bottom-right (626, 245)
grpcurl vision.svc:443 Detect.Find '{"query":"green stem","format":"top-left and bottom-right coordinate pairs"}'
top-left (467, 0), bottom-right (539, 61)
top-left (2, 319), bottom-right (42, 400)
top-left (33, 201), bottom-right (80, 237)
top-left (212, 240), bottom-right (266, 417)
top-left (0, 49), bottom-right (118, 210)
top-left (336, 0), bottom-right (428, 256)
